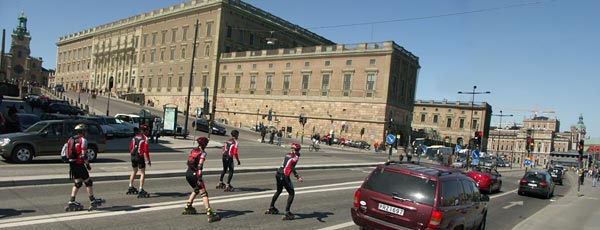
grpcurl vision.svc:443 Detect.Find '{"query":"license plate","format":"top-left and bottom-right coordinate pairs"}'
top-left (551, 175), bottom-right (557, 177)
top-left (528, 183), bottom-right (537, 187)
top-left (378, 203), bottom-right (404, 216)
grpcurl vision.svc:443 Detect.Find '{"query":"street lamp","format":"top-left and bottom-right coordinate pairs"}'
top-left (493, 110), bottom-right (513, 162)
top-left (458, 85), bottom-right (490, 170)
top-left (255, 108), bottom-right (260, 132)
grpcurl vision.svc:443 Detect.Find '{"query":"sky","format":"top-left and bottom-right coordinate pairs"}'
top-left (1, 0), bottom-right (598, 138)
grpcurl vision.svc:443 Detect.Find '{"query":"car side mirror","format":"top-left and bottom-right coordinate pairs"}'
top-left (481, 194), bottom-right (490, 202)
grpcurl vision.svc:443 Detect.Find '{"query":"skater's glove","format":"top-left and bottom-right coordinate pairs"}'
top-left (147, 161), bottom-right (151, 167)
top-left (297, 176), bottom-right (304, 183)
top-left (237, 160), bottom-right (241, 165)
top-left (86, 163), bottom-right (91, 170)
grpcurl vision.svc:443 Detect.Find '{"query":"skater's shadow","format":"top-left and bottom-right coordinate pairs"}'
top-left (236, 187), bottom-right (269, 192)
top-left (0, 209), bottom-right (35, 219)
top-left (295, 211), bottom-right (334, 222)
top-left (215, 209), bottom-right (253, 219)
top-left (108, 205), bottom-right (151, 212)
top-left (153, 192), bottom-right (189, 198)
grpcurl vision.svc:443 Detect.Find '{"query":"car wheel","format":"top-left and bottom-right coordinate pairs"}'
top-left (477, 213), bottom-right (487, 230)
top-left (86, 145), bottom-right (98, 162)
top-left (518, 190), bottom-right (525, 196)
top-left (12, 145), bottom-right (34, 163)
top-left (497, 181), bottom-right (502, 193)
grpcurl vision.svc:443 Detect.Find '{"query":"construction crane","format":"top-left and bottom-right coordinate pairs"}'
top-left (496, 107), bottom-right (556, 117)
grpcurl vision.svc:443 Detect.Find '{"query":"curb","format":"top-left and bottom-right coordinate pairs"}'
top-left (0, 162), bottom-right (380, 188)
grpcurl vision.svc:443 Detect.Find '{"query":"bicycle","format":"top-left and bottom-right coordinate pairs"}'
top-left (309, 141), bottom-right (320, 152)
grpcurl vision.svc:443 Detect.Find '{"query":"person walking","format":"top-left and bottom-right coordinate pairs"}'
top-left (276, 128), bottom-right (283, 146)
top-left (63, 124), bottom-right (104, 211)
top-left (261, 127), bottom-right (267, 143)
top-left (269, 129), bottom-right (275, 144)
top-left (182, 137), bottom-right (220, 222)
top-left (126, 124), bottom-right (151, 198)
top-left (217, 130), bottom-right (240, 191)
top-left (152, 118), bottom-right (161, 143)
top-left (265, 143), bottom-right (304, 220)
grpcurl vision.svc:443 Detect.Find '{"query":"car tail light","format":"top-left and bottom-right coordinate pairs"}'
top-left (353, 189), bottom-right (361, 207)
top-left (428, 210), bottom-right (443, 228)
top-left (520, 178), bottom-right (527, 184)
top-left (540, 181), bottom-right (548, 187)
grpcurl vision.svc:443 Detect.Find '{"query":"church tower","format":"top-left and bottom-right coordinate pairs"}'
top-left (5, 11), bottom-right (42, 84)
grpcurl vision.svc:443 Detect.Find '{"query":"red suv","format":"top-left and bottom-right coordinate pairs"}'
top-left (351, 161), bottom-right (489, 230)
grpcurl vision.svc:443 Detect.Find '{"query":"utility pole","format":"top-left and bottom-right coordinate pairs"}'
top-left (493, 110), bottom-right (513, 159)
top-left (184, 19), bottom-right (199, 138)
top-left (458, 85), bottom-right (490, 170)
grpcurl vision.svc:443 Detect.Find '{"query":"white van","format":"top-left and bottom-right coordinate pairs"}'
top-left (115, 114), bottom-right (141, 128)
top-left (425, 145), bottom-right (453, 165)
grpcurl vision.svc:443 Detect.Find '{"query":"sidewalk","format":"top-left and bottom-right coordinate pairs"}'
top-left (512, 172), bottom-right (600, 230)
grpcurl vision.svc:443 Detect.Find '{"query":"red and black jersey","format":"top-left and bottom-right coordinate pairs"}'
top-left (130, 134), bottom-right (150, 160)
top-left (66, 135), bottom-right (88, 165)
top-left (277, 152), bottom-right (300, 177)
top-left (222, 138), bottom-right (239, 161)
top-left (187, 147), bottom-right (206, 175)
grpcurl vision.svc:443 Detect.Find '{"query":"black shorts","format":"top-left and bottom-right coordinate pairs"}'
top-left (185, 169), bottom-right (205, 190)
top-left (131, 155), bottom-right (146, 169)
top-left (70, 164), bottom-right (90, 180)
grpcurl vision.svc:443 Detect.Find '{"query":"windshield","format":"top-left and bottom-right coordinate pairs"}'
top-left (363, 168), bottom-right (437, 206)
top-left (105, 118), bottom-right (118, 124)
top-left (24, 122), bottom-right (47, 133)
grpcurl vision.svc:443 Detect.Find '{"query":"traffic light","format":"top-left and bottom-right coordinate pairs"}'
top-left (578, 140), bottom-right (585, 155)
top-left (360, 128), bottom-right (365, 137)
top-left (474, 131), bottom-right (482, 147)
top-left (529, 138), bottom-right (535, 152)
top-left (526, 137), bottom-right (532, 151)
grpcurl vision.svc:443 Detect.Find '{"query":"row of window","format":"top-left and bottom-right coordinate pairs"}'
top-left (140, 43), bottom-right (210, 64)
top-left (58, 46), bottom-right (93, 63)
top-left (142, 22), bottom-right (213, 48)
top-left (419, 114), bottom-right (478, 130)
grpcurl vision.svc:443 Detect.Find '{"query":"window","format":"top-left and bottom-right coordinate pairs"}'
top-left (460, 119), bottom-right (465, 128)
top-left (206, 22), bottom-right (213, 36)
top-left (441, 180), bottom-right (462, 207)
top-left (226, 25), bottom-right (232, 38)
top-left (343, 74), bottom-right (352, 96)
top-left (472, 120), bottom-right (478, 130)
top-left (249, 33), bottom-right (254, 45)
top-left (346, 60), bottom-right (352, 65)
top-left (235, 75), bottom-right (241, 91)
top-left (182, 26), bottom-right (188, 41)
top-left (177, 75), bottom-right (183, 89)
top-left (302, 74), bottom-right (309, 91)
top-left (325, 60), bottom-right (330, 66)
top-left (366, 73), bottom-right (376, 97)
top-left (152, 33), bottom-right (157, 46)
top-left (283, 75), bottom-right (291, 95)
top-left (170, 48), bottom-right (175, 60)
top-left (143, 34), bottom-right (148, 47)
top-left (421, 114), bottom-right (426, 122)
top-left (238, 29), bottom-right (243, 42)
top-left (160, 49), bottom-right (165, 61)
top-left (370, 59), bottom-right (376, 65)
top-left (148, 77), bottom-right (152, 89)
top-left (362, 169), bottom-right (436, 206)
top-left (220, 75), bottom-right (227, 92)
top-left (205, 45), bottom-right (210, 57)
top-left (250, 75), bottom-right (256, 92)
top-left (266, 74), bottom-right (272, 94)
top-left (433, 115), bottom-right (438, 123)
top-left (321, 74), bottom-right (330, 96)
top-left (304, 62), bottom-right (310, 67)
top-left (167, 76), bottom-right (172, 91)
top-left (171, 29), bottom-right (177, 43)
top-left (202, 75), bottom-right (207, 88)
top-left (161, 30), bottom-right (166, 44)
top-left (157, 77), bottom-right (162, 91)
top-left (181, 48), bottom-right (186, 59)
top-left (150, 50), bottom-right (155, 62)
top-left (447, 118), bottom-right (452, 128)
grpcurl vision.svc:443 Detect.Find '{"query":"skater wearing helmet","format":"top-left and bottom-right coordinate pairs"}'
top-left (217, 129), bottom-right (240, 191)
top-left (63, 124), bottom-right (104, 211)
top-left (265, 143), bottom-right (304, 220)
top-left (183, 137), bottom-right (220, 222)
top-left (126, 124), bottom-right (151, 198)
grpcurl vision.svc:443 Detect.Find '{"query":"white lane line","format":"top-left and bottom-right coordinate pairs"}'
top-left (0, 181), bottom-right (363, 228)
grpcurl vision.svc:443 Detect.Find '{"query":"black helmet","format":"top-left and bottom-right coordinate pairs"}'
top-left (231, 129), bottom-right (239, 138)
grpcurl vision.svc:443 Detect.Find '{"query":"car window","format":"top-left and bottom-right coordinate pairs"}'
top-left (524, 172), bottom-right (545, 181)
top-left (25, 122), bottom-right (47, 133)
top-left (105, 118), bottom-right (118, 124)
top-left (363, 168), bottom-right (437, 206)
top-left (441, 180), bottom-right (463, 207)
top-left (88, 124), bottom-right (100, 135)
top-left (460, 179), bottom-right (474, 204)
top-left (47, 123), bottom-right (64, 136)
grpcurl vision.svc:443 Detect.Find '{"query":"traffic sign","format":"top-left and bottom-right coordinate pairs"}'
top-left (386, 134), bottom-right (396, 145)
top-left (472, 150), bottom-right (480, 159)
top-left (472, 158), bottom-right (480, 165)
top-left (455, 145), bottom-right (461, 153)
top-left (524, 160), bottom-right (531, 166)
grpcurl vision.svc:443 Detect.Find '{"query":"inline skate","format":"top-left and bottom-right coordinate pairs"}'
top-left (182, 203), bottom-right (197, 215)
top-left (264, 207), bottom-right (279, 215)
top-left (206, 208), bottom-right (221, 223)
top-left (126, 186), bottom-right (139, 195)
top-left (88, 199), bottom-right (105, 211)
top-left (216, 182), bottom-right (226, 189)
top-left (137, 189), bottom-right (150, 198)
top-left (281, 212), bottom-right (295, 220)
top-left (64, 201), bottom-right (84, 212)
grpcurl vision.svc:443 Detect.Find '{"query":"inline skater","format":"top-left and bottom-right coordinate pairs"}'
top-left (183, 137), bottom-right (220, 223)
top-left (127, 124), bottom-right (151, 198)
top-left (63, 124), bottom-right (104, 211)
top-left (217, 130), bottom-right (240, 192)
top-left (265, 143), bottom-right (304, 220)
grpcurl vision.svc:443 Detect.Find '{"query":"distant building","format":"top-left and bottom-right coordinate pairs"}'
top-left (1, 11), bottom-right (44, 85)
top-left (412, 100), bottom-right (493, 148)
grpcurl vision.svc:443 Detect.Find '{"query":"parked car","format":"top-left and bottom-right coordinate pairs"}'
top-left (78, 116), bottom-right (117, 138)
top-left (0, 119), bottom-right (106, 163)
top-left (549, 166), bottom-right (564, 185)
top-left (115, 114), bottom-right (141, 128)
top-left (40, 113), bottom-right (73, 120)
top-left (346, 140), bottom-right (371, 150)
top-left (467, 166), bottom-right (503, 194)
top-left (351, 161), bottom-right (489, 230)
top-left (452, 159), bottom-right (467, 168)
top-left (15, 113), bottom-right (41, 131)
top-left (95, 116), bottom-right (134, 137)
top-left (192, 119), bottom-right (227, 135)
top-left (518, 169), bottom-right (555, 199)
top-left (47, 103), bottom-right (84, 115)
top-left (54, 84), bottom-right (65, 92)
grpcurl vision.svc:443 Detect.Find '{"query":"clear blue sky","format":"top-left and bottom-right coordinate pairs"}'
top-left (1, 0), bottom-right (598, 137)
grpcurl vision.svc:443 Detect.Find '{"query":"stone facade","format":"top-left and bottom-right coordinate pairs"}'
top-left (1, 12), bottom-right (44, 85)
top-left (412, 100), bottom-right (493, 148)
top-left (54, 0), bottom-right (420, 143)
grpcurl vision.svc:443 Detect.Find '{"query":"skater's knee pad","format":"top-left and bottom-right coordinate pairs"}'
top-left (199, 189), bottom-right (208, 198)
top-left (193, 188), bottom-right (200, 194)
top-left (84, 179), bottom-right (93, 187)
top-left (74, 181), bottom-right (83, 188)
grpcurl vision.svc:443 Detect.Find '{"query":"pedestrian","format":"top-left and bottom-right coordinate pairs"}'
top-left (416, 144), bottom-right (424, 163)
top-left (405, 144), bottom-right (414, 162)
top-left (182, 136), bottom-right (221, 222)
top-left (126, 125), bottom-right (151, 198)
top-left (261, 126), bottom-right (267, 143)
top-left (269, 129), bottom-right (275, 144)
top-left (373, 141), bottom-right (379, 153)
top-left (152, 118), bottom-right (161, 143)
top-left (62, 124), bottom-right (104, 211)
top-left (4, 106), bottom-right (21, 133)
top-left (339, 136), bottom-right (346, 148)
top-left (276, 128), bottom-right (283, 146)
top-left (592, 167), bottom-right (598, 187)
top-left (329, 130), bottom-right (334, 146)
top-left (217, 130), bottom-right (240, 191)
top-left (265, 143), bottom-right (304, 220)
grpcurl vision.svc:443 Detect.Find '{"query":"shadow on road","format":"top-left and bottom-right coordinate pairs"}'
top-left (235, 187), bottom-right (270, 192)
top-left (0, 209), bottom-right (36, 219)
top-left (152, 192), bottom-right (190, 198)
top-left (295, 211), bottom-right (335, 222)
top-left (107, 205), bottom-right (151, 212)
top-left (215, 209), bottom-right (253, 219)
top-left (3, 158), bottom-right (127, 164)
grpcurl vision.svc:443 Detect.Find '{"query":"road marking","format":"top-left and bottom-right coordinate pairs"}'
top-left (502, 201), bottom-right (523, 209)
top-left (0, 181), bottom-right (363, 228)
top-left (318, 221), bottom-right (356, 230)
top-left (489, 188), bottom-right (518, 199)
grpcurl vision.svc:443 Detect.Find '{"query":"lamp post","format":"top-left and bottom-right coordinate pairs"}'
top-left (255, 108), bottom-right (260, 132)
top-left (183, 19), bottom-right (200, 138)
top-left (493, 110), bottom-right (513, 162)
top-left (458, 85), bottom-right (490, 170)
